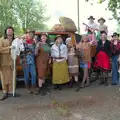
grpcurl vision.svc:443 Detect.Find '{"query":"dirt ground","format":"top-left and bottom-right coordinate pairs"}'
top-left (0, 82), bottom-right (120, 120)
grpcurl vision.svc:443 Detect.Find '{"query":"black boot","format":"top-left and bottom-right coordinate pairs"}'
top-left (104, 77), bottom-right (108, 86)
top-left (53, 84), bottom-right (59, 90)
top-left (39, 86), bottom-right (46, 96)
top-left (25, 84), bottom-right (33, 94)
top-left (44, 84), bottom-right (51, 94)
top-left (99, 79), bottom-right (104, 85)
top-left (68, 79), bottom-right (74, 88)
top-left (104, 73), bottom-right (108, 86)
top-left (75, 81), bottom-right (80, 92)
top-left (58, 85), bottom-right (62, 91)
top-left (0, 93), bottom-right (8, 101)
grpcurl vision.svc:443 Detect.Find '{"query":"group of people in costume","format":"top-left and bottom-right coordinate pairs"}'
top-left (0, 15), bottom-right (120, 101)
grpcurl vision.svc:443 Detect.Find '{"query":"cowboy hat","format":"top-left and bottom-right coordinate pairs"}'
top-left (88, 16), bottom-right (95, 20)
top-left (55, 35), bottom-right (63, 41)
top-left (98, 17), bottom-right (106, 23)
top-left (41, 32), bottom-right (48, 37)
top-left (111, 32), bottom-right (119, 37)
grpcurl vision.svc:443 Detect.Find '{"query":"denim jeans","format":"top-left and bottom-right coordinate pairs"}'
top-left (23, 64), bottom-right (36, 85)
top-left (112, 55), bottom-right (119, 85)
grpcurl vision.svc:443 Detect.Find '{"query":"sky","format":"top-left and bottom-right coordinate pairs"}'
top-left (42, 0), bottom-right (117, 34)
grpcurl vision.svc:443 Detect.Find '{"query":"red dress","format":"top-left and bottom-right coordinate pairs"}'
top-left (94, 40), bottom-right (111, 72)
top-left (94, 51), bottom-right (111, 71)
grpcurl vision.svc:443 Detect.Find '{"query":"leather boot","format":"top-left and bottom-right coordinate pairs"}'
top-left (0, 93), bottom-right (8, 101)
top-left (75, 81), bottom-right (80, 92)
top-left (31, 85), bottom-right (39, 95)
top-left (104, 73), bottom-right (108, 86)
top-left (39, 86), bottom-right (46, 96)
top-left (25, 84), bottom-right (33, 94)
top-left (43, 83), bottom-right (51, 94)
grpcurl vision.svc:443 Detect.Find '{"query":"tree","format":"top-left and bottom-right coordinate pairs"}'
top-left (14, 0), bottom-right (49, 32)
top-left (85, 0), bottom-right (120, 22)
top-left (0, 0), bottom-right (49, 36)
top-left (0, 0), bottom-right (18, 36)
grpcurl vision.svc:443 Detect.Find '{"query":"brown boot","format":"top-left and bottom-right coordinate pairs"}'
top-left (25, 84), bottom-right (33, 94)
top-left (31, 85), bottom-right (39, 95)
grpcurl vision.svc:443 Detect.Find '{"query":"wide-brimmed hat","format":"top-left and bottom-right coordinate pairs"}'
top-left (26, 29), bottom-right (35, 34)
top-left (55, 35), bottom-right (62, 41)
top-left (98, 17), bottom-right (106, 23)
top-left (41, 32), bottom-right (48, 37)
top-left (88, 16), bottom-right (95, 20)
top-left (111, 32), bottom-right (119, 37)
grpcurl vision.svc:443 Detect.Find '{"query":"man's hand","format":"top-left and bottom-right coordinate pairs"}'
top-left (10, 46), bottom-right (16, 49)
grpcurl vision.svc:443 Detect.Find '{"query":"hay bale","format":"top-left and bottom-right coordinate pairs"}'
top-left (59, 17), bottom-right (77, 32)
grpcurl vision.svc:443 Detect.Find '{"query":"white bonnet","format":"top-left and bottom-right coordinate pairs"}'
top-left (66, 37), bottom-right (71, 44)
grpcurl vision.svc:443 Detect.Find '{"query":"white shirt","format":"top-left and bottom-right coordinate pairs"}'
top-left (98, 24), bottom-right (108, 33)
top-left (51, 44), bottom-right (68, 62)
top-left (88, 22), bottom-right (98, 30)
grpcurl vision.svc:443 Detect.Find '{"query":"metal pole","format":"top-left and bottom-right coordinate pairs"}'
top-left (77, 0), bottom-right (80, 34)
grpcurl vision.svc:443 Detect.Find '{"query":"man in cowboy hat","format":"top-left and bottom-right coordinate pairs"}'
top-left (98, 17), bottom-right (108, 33)
top-left (86, 16), bottom-right (98, 34)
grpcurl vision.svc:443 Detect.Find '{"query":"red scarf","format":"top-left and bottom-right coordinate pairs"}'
top-left (26, 39), bottom-right (34, 44)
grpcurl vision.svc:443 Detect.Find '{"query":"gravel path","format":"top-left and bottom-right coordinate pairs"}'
top-left (0, 83), bottom-right (120, 120)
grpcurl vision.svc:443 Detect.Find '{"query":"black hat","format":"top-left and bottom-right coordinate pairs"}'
top-left (55, 35), bottom-right (62, 41)
top-left (100, 31), bottom-right (107, 35)
top-left (112, 32), bottom-right (119, 37)
top-left (88, 16), bottom-right (95, 20)
top-left (98, 17), bottom-right (106, 23)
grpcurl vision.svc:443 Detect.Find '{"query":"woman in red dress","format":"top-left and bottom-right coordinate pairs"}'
top-left (94, 31), bottom-right (112, 85)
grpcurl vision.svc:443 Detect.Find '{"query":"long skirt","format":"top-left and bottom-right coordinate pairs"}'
top-left (112, 55), bottom-right (119, 85)
top-left (68, 55), bottom-right (79, 76)
top-left (36, 52), bottom-right (49, 80)
top-left (94, 51), bottom-right (111, 72)
top-left (52, 60), bottom-right (69, 84)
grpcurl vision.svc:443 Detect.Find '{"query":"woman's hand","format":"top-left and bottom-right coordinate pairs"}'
top-left (114, 40), bottom-right (117, 45)
top-left (49, 58), bottom-right (51, 64)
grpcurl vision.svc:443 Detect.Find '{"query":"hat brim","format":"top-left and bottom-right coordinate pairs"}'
top-left (98, 19), bottom-right (106, 23)
top-left (55, 35), bottom-right (62, 41)
top-left (41, 33), bottom-right (48, 37)
top-left (111, 34), bottom-right (119, 37)
top-left (88, 17), bottom-right (95, 20)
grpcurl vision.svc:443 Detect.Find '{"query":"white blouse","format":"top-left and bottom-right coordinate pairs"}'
top-left (51, 44), bottom-right (68, 62)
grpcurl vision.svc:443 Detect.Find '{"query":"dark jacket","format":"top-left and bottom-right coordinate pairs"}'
top-left (96, 40), bottom-right (112, 57)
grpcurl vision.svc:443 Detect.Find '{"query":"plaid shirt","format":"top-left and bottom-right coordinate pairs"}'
top-left (20, 41), bottom-right (35, 66)
top-left (111, 40), bottom-right (120, 55)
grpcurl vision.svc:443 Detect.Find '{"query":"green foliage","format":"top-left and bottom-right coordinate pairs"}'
top-left (85, 0), bottom-right (120, 22)
top-left (0, 0), bottom-right (49, 36)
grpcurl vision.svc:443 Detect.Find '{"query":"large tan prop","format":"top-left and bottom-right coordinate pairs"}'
top-left (51, 24), bottom-right (65, 31)
top-left (59, 17), bottom-right (77, 32)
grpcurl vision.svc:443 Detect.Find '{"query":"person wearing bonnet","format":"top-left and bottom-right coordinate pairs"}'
top-left (66, 37), bottom-right (80, 92)
top-left (111, 32), bottom-right (120, 85)
top-left (51, 35), bottom-right (69, 90)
